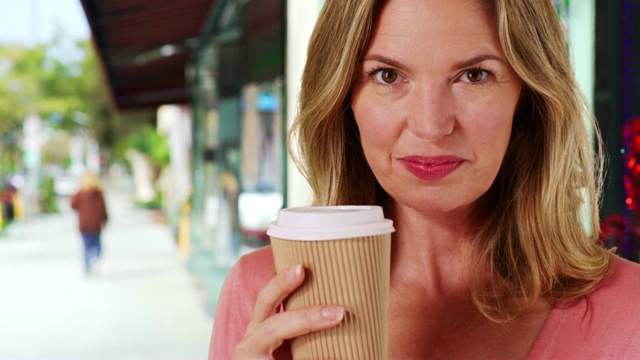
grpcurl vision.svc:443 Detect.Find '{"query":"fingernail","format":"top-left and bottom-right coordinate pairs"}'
top-left (286, 264), bottom-right (302, 280)
top-left (321, 306), bottom-right (344, 321)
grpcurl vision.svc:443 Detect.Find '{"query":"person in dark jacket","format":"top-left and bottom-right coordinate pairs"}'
top-left (71, 172), bottom-right (108, 274)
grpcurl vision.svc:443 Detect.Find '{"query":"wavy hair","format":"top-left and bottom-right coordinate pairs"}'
top-left (289, 0), bottom-right (611, 321)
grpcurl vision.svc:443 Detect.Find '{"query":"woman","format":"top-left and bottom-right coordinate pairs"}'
top-left (210, 0), bottom-right (640, 358)
top-left (71, 172), bottom-right (108, 274)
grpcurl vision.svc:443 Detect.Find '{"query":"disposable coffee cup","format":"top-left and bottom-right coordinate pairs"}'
top-left (267, 205), bottom-right (394, 360)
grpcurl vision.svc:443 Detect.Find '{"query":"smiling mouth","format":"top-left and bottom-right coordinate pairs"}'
top-left (399, 156), bottom-right (464, 180)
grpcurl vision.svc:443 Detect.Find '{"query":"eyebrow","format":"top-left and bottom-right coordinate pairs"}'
top-left (453, 54), bottom-right (507, 69)
top-left (362, 55), bottom-right (407, 70)
top-left (361, 53), bottom-right (508, 70)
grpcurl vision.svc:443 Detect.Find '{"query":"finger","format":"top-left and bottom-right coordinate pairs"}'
top-left (236, 305), bottom-right (345, 358)
top-left (248, 264), bottom-right (305, 331)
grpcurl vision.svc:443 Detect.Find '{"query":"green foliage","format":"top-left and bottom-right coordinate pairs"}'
top-left (0, 45), bottom-right (36, 133)
top-left (0, 27), bottom-right (172, 219)
top-left (0, 31), bottom-right (158, 174)
top-left (0, 38), bottom-right (100, 176)
top-left (0, 39), bottom-right (87, 132)
top-left (110, 109), bottom-right (156, 163)
top-left (136, 192), bottom-right (163, 210)
top-left (40, 176), bottom-right (60, 214)
top-left (125, 125), bottom-right (171, 168)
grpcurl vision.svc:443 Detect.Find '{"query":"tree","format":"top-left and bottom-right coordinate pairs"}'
top-left (0, 33), bottom-right (155, 180)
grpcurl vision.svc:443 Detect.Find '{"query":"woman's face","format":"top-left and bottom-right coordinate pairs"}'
top-left (351, 0), bottom-right (522, 216)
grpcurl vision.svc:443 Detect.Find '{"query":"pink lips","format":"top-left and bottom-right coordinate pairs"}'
top-left (400, 155), bottom-right (463, 180)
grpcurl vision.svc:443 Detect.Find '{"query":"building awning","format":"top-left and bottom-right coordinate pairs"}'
top-left (80, 0), bottom-right (215, 111)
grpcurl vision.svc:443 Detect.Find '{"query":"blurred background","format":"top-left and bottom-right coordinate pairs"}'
top-left (0, 0), bottom-right (639, 359)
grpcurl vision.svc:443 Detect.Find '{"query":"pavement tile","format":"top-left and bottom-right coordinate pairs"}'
top-left (0, 186), bottom-right (213, 360)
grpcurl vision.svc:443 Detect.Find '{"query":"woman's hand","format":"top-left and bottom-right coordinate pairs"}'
top-left (234, 264), bottom-right (345, 359)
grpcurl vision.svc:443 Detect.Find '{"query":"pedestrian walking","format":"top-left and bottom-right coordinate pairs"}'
top-left (71, 172), bottom-right (108, 274)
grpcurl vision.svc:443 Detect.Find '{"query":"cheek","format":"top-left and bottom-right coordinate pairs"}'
top-left (459, 90), bottom-right (516, 142)
top-left (351, 103), bottom-right (400, 180)
top-left (357, 114), bottom-right (390, 148)
top-left (465, 105), bottom-right (514, 169)
top-left (475, 112), bottom-right (512, 145)
top-left (352, 93), bottom-right (402, 151)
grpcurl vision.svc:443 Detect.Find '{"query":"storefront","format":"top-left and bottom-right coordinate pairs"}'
top-left (595, 0), bottom-right (640, 261)
top-left (188, 0), bottom-right (286, 312)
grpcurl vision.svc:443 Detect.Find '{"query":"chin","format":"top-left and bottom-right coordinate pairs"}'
top-left (387, 184), bottom-right (487, 217)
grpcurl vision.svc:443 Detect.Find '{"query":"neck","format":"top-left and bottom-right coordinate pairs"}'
top-left (386, 199), bottom-right (479, 297)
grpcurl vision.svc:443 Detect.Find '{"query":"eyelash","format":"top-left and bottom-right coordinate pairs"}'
top-left (463, 66), bottom-right (495, 83)
top-left (364, 66), bottom-right (496, 87)
top-left (365, 67), bottom-right (401, 87)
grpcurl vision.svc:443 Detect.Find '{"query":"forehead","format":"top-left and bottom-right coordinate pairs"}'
top-left (370, 0), bottom-right (500, 55)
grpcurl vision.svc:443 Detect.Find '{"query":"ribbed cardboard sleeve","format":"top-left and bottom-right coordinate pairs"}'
top-left (271, 234), bottom-right (391, 360)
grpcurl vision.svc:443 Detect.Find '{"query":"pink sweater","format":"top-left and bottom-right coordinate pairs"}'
top-left (209, 247), bottom-right (640, 359)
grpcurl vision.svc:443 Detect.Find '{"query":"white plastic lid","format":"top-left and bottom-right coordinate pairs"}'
top-left (267, 205), bottom-right (395, 241)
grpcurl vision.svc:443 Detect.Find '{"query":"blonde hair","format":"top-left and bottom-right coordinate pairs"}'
top-left (289, 0), bottom-right (611, 321)
top-left (289, 0), bottom-right (379, 206)
top-left (79, 172), bottom-right (102, 191)
top-left (471, 0), bottom-right (611, 321)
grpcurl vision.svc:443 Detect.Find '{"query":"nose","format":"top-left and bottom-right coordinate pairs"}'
top-left (407, 84), bottom-right (455, 140)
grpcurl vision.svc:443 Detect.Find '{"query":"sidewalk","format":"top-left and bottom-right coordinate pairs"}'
top-left (0, 183), bottom-right (213, 360)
